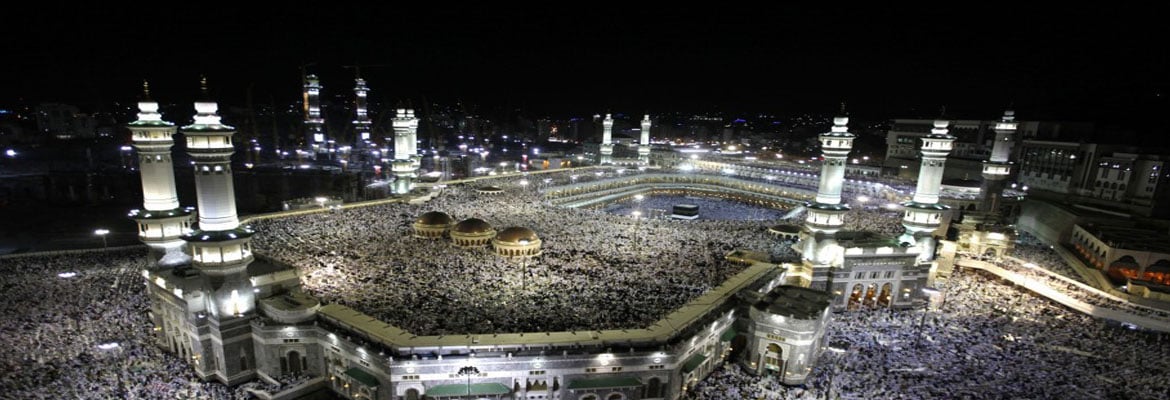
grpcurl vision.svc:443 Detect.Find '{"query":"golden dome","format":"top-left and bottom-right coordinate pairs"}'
top-left (453, 218), bottom-right (493, 234)
top-left (416, 211), bottom-right (454, 226)
top-left (495, 227), bottom-right (539, 244)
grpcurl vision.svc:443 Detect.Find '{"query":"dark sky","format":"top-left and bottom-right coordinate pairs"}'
top-left (4, 3), bottom-right (1166, 126)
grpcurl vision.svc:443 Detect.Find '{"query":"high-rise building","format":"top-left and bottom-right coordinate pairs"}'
top-left (353, 77), bottom-right (372, 145)
top-left (303, 74), bottom-right (327, 158)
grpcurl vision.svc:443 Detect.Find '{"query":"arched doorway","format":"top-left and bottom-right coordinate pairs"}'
top-left (862, 284), bottom-right (877, 308)
top-left (581, 395), bottom-right (598, 400)
top-left (1107, 256), bottom-right (1140, 285)
top-left (848, 284), bottom-right (863, 310)
top-left (764, 343), bottom-right (783, 375)
top-left (607, 393), bottom-right (624, 400)
top-left (287, 350), bottom-right (303, 374)
top-left (405, 388), bottom-right (419, 400)
top-left (646, 377), bottom-right (662, 398)
top-left (1143, 260), bottom-right (1170, 285)
top-left (877, 283), bottom-right (893, 307)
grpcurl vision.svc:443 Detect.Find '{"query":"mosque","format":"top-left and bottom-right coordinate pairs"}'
top-left (132, 81), bottom-right (995, 399)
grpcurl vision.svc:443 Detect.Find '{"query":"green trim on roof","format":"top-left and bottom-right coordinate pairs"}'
top-left (343, 367), bottom-right (380, 387)
top-left (681, 353), bottom-right (708, 374)
top-left (719, 327), bottom-right (738, 342)
top-left (425, 382), bottom-right (510, 396)
top-left (567, 376), bottom-right (641, 390)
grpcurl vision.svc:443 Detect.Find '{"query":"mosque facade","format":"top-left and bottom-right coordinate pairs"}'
top-left (135, 89), bottom-right (977, 399)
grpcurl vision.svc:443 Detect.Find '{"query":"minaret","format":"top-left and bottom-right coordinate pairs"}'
top-left (391, 107), bottom-right (419, 194)
top-left (600, 113), bottom-right (614, 165)
top-left (353, 76), bottom-right (372, 145)
top-left (303, 74), bottom-right (327, 158)
top-left (979, 109), bottom-right (1016, 213)
top-left (128, 81), bottom-right (193, 267)
top-left (900, 110), bottom-right (956, 263)
top-left (797, 105), bottom-right (854, 292)
top-left (638, 114), bottom-right (651, 165)
top-left (179, 77), bottom-right (258, 383)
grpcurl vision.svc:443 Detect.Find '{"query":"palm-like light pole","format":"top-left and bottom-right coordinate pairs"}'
top-left (457, 365), bottom-right (480, 398)
top-left (94, 229), bottom-right (110, 248)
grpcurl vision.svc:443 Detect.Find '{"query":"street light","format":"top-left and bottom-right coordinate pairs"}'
top-left (315, 197), bottom-right (327, 208)
top-left (94, 229), bottom-right (110, 248)
top-left (631, 210), bottom-right (642, 256)
top-left (918, 287), bottom-right (940, 346)
top-left (825, 342), bottom-right (849, 400)
top-left (457, 366), bottom-right (480, 398)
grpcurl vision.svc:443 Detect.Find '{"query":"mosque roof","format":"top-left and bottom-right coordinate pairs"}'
top-left (452, 218), bottom-right (493, 234)
top-left (495, 227), bottom-right (539, 244)
top-left (753, 285), bottom-right (833, 320)
top-left (415, 211), bottom-right (454, 226)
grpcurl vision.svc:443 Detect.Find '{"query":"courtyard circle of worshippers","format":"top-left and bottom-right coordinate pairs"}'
top-left (3, 168), bottom-right (1170, 399)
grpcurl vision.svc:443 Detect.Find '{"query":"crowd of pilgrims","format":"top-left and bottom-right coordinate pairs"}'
top-left (0, 249), bottom-right (240, 399)
top-left (252, 177), bottom-right (799, 335)
top-left (6, 168), bottom-right (1170, 398)
top-left (687, 269), bottom-right (1170, 400)
top-left (5, 245), bottom-right (1168, 399)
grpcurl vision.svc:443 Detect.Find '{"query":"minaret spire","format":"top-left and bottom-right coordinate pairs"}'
top-left (599, 112), bottom-right (614, 165)
top-left (128, 81), bottom-right (192, 267)
top-left (979, 108), bottom-right (1018, 212)
top-left (899, 109), bottom-right (956, 262)
top-left (795, 105), bottom-right (856, 293)
top-left (638, 113), bottom-right (651, 165)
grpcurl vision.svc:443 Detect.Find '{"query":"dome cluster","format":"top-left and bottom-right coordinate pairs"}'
top-left (412, 212), bottom-right (542, 258)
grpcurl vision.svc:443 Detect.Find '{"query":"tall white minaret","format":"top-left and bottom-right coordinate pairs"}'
top-left (181, 77), bottom-right (257, 314)
top-left (179, 77), bottom-right (258, 383)
top-left (391, 107), bottom-right (419, 194)
top-left (303, 74), bottom-right (327, 158)
top-left (797, 105), bottom-right (854, 292)
top-left (353, 76), bottom-right (372, 145)
top-left (600, 113), bottom-right (614, 165)
top-left (638, 114), bottom-right (651, 164)
top-left (900, 110), bottom-right (956, 262)
top-left (979, 109), bottom-right (1016, 212)
top-left (128, 81), bottom-right (193, 266)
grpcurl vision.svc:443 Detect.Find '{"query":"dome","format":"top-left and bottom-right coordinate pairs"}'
top-left (769, 224), bottom-right (802, 234)
top-left (495, 227), bottom-right (539, 244)
top-left (416, 211), bottom-right (454, 226)
top-left (453, 218), bottom-right (493, 234)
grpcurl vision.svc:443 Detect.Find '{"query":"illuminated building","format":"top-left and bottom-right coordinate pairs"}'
top-left (797, 106), bottom-right (854, 291)
top-left (142, 79), bottom-right (302, 385)
top-left (127, 81), bottom-right (194, 266)
top-left (600, 113), bottom-right (614, 165)
top-left (392, 107), bottom-right (420, 194)
top-left (353, 76), bottom-right (372, 145)
top-left (794, 106), bottom-right (927, 310)
top-left (304, 74), bottom-right (327, 158)
top-left (638, 114), bottom-right (651, 165)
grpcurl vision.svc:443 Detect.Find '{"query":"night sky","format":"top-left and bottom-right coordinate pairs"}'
top-left (4, 4), bottom-right (1166, 126)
